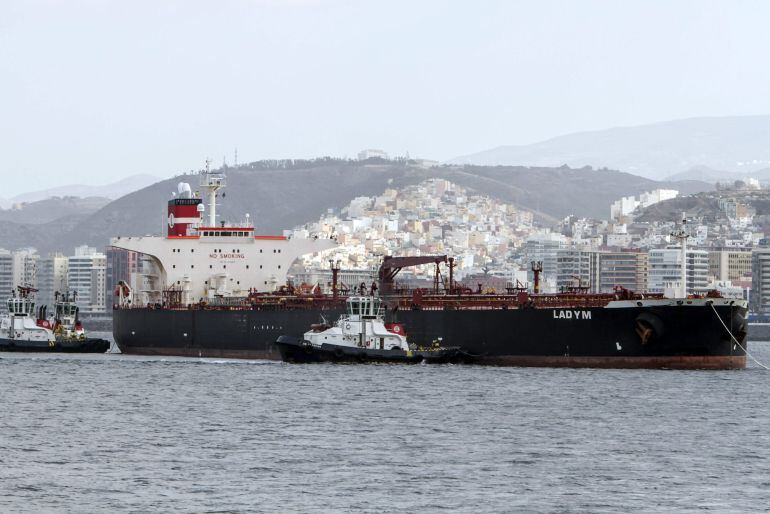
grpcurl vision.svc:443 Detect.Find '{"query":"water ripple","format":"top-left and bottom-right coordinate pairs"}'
top-left (0, 345), bottom-right (769, 511)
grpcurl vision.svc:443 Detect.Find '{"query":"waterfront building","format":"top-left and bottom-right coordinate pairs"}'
top-left (0, 249), bottom-right (12, 312)
top-left (37, 253), bottom-right (69, 310)
top-left (750, 246), bottom-right (770, 313)
top-left (648, 248), bottom-right (709, 295)
top-left (597, 250), bottom-right (648, 293)
top-left (68, 245), bottom-right (107, 314)
top-left (708, 248), bottom-right (752, 282)
top-left (555, 249), bottom-right (600, 292)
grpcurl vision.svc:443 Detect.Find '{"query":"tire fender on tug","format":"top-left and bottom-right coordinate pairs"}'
top-left (635, 312), bottom-right (664, 345)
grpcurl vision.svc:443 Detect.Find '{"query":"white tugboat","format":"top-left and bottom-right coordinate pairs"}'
top-left (0, 286), bottom-right (56, 351)
top-left (0, 286), bottom-right (109, 353)
top-left (275, 296), bottom-right (460, 363)
top-left (50, 291), bottom-right (110, 352)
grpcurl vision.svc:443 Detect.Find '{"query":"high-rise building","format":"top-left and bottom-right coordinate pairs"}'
top-left (708, 248), bottom-right (752, 282)
top-left (555, 249), bottom-right (600, 292)
top-left (597, 250), bottom-right (648, 293)
top-left (521, 236), bottom-right (566, 292)
top-left (0, 249), bottom-right (13, 312)
top-left (12, 248), bottom-right (39, 290)
top-left (648, 248), bottom-right (709, 295)
top-left (68, 245), bottom-right (107, 314)
top-left (750, 246), bottom-right (770, 313)
top-left (37, 253), bottom-right (69, 310)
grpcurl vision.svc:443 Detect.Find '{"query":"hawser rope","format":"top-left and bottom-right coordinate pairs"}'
top-left (710, 302), bottom-right (769, 371)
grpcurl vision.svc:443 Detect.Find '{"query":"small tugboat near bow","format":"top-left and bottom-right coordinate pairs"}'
top-left (276, 296), bottom-right (461, 363)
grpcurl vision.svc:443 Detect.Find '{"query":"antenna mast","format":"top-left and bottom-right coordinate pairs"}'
top-left (670, 211), bottom-right (689, 298)
top-left (199, 158), bottom-right (226, 227)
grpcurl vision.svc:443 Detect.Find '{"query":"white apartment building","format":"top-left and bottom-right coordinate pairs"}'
top-left (37, 253), bottom-right (69, 310)
top-left (68, 245), bottom-right (107, 314)
top-left (639, 189), bottom-right (678, 208)
top-left (751, 246), bottom-right (770, 313)
top-left (521, 235), bottom-right (567, 292)
top-left (610, 196), bottom-right (638, 220)
top-left (647, 248), bottom-right (709, 295)
top-left (0, 248), bottom-right (40, 313)
top-left (12, 248), bottom-right (39, 290)
top-left (610, 189), bottom-right (678, 220)
top-left (555, 249), bottom-right (600, 292)
top-left (0, 249), bottom-right (13, 312)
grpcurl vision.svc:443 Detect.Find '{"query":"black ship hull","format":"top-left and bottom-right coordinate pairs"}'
top-left (0, 337), bottom-right (110, 353)
top-left (113, 300), bottom-right (748, 369)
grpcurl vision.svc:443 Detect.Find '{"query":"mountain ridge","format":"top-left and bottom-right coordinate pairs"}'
top-left (450, 115), bottom-right (770, 180)
top-left (0, 174), bottom-right (161, 208)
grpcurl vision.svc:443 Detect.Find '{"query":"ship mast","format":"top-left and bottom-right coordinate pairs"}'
top-left (199, 158), bottom-right (226, 227)
top-left (670, 211), bottom-right (689, 298)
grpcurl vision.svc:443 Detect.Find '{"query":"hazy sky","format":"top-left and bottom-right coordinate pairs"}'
top-left (2, 0), bottom-right (770, 196)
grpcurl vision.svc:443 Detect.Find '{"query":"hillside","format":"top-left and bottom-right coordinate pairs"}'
top-left (450, 115), bottom-right (770, 180)
top-left (635, 190), bottom-right (770, 223)
top-left (1, 159), bottom-right (712, 254)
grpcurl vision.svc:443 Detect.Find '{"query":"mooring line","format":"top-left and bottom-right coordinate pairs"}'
top-left (710, 302), bottom-right (769, 370)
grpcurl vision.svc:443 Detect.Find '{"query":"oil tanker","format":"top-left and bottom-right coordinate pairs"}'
top-left (110, 166), bottom-right (748, 369)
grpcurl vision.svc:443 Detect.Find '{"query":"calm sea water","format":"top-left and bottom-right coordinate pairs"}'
top-left (1, 339), bottom-right (769, 512)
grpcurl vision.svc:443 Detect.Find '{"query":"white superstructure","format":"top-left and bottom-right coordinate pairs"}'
top-left (0, 290), bottom-right (55, 343)
top-left (109, 166), bottom-right (335, 306)
top-left (303, 296), bottom-right (409, 351)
